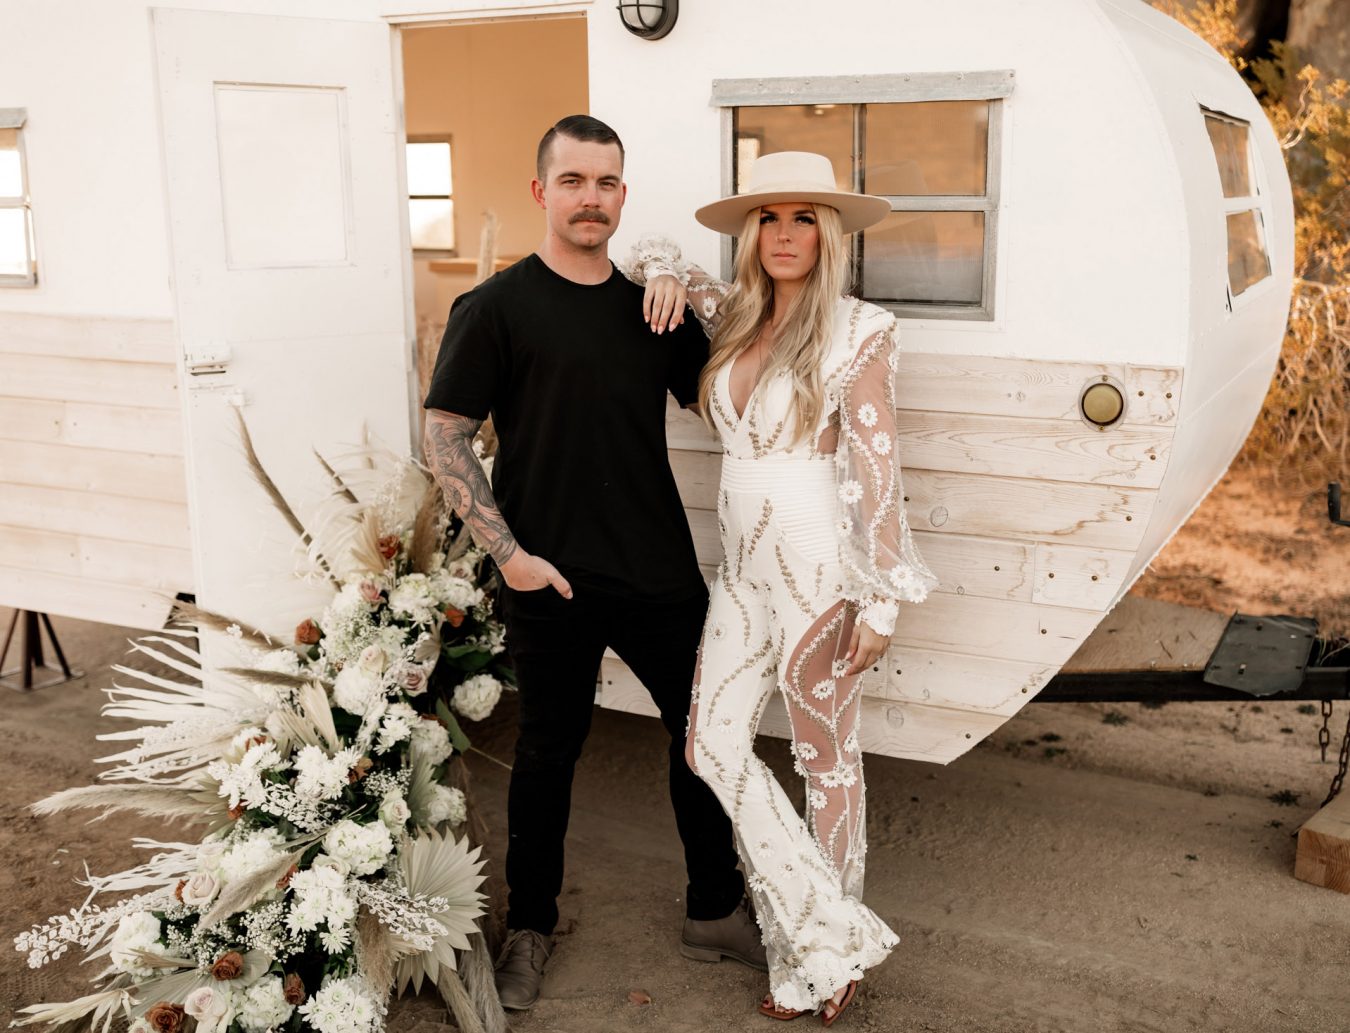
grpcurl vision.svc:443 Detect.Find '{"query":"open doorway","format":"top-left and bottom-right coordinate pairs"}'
top-left (399, 17), bottom-right (589, 403)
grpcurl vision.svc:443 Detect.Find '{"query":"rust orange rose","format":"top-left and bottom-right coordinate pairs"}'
top-left (443, 607), bottom-right (466, 627)
top-left (276, 864), bottom-right (298, 890)
top-left (347, 756), bottom-right (373, 783)
top-left (283, 972), bottom-right (306, 1005)
top-left (377, 534), bottom-right (401, 560)
top-left (173, 878), bottom-right (187, 902)
top-left (294, 619), bottom-right (321, 645)
top-left (144, 1002), bottom-right (186, 1033)
top-left (210, 951), bottom-right (244, 980)
top-left (227, 803), bottom-right (245, 821)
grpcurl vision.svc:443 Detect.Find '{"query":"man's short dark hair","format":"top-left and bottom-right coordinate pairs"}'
top-left (536, 115), bottom-right (625, 180)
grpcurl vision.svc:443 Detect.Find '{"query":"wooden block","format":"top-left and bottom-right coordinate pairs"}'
top-left (1295, 791), bottom-right (1350, 893)
top-left (0, 354), bottom-right (179, 409)
top-left (894, 409), bottom-right (1171, 488)
top-left (1060, 593), bottom-right (1226, 674)
top-left (0, 312), bottom-right (176, 364)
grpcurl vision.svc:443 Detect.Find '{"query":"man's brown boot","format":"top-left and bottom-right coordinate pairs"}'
top-left (680, 895), bottom-right (768, 972)
top-left (495, 928), bottom-right (553, 1010)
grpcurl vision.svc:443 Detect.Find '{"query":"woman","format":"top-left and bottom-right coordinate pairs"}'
top-left (628, 151), bottom-right (938, 1024)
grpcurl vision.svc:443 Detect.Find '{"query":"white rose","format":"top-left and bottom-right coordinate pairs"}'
top-left (451, 673), bottom-right (503, 722)
top-left (310, 852), bottom-right (352, 878)
top-left (425, 784), bottom-right (467, 827)
top-left (185, 986), bottom-right (231, 1030)
top-left (357, 644), bottom-right (387, 674)
top-left (410, 718), bottom-right (453, 767)
top-left (332, 665), bottom-right (382, 716)
top-left (180, 871), bottom-right (220, 909)
top-left (378, 793), bottom-right (411, 830)
top-left (128, 1021), bottom-right (153, 1033)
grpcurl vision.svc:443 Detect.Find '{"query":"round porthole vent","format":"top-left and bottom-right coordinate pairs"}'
top-left (1080, 378), bottom-right (1125, 429)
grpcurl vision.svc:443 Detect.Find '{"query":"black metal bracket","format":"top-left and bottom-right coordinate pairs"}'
top-left (0, 610), bottom-right (82, 691)
top-left (1330, 483), bottom-right (1349, 527)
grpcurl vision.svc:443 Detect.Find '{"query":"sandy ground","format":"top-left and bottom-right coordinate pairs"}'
top-left (3, 463), bottom-right (1348, 1033)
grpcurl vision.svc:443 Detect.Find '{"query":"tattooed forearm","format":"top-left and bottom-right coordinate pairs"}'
top-left (423, 410), bottom-right (519, 566)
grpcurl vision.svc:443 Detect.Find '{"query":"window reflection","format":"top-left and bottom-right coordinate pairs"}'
top-left (863, 210), bottom-right (984, 304)
top-left (864, 101), bottom-right (987, 196)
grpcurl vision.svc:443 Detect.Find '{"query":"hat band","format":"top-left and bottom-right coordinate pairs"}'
top-left (736, 178), bottom-right (849, 198)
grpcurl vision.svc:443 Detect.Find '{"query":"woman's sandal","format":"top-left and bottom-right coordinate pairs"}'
top-left (759, 994), bottom-right (806, 1021)
top-left (820, 980), bottom-right (858, 1028)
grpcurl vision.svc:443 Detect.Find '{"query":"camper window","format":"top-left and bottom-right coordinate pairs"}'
top-left (407, 136), bottom-right (455, 255)
top-left (720, 73), bottom-right (1011, 321)
top-left (1201, 109), bottom-right (1270, 300)
top-left (0, 110), bottom-right (36, 287)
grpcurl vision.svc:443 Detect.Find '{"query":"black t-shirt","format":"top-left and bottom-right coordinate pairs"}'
top-left (423, 254), bottom-right (709, 599)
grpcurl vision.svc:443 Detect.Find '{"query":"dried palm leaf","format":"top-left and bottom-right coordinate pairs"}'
top-left (32, 784), bottom-right (218, 824)
top-left (394, 828), bottom-right (488, 995)
top-left (169, 600), bottom-right (274, 648)
top-left (409, 484), bottom-right (445, 575)
top-left (348, 508), bottom-right (388, 578)
top-left (234, 408), bottom-right (339, 587)
top-left (313, 446), bottom-right (359, 504)
top-left (10, 984), bottom-right (133, 1032)
top-left (197, 846), bottom-right (310, 931)
top-left (219, 666), bottom-right (311, 690)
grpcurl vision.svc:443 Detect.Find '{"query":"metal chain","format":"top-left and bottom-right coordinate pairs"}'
top-left (1319, 699), bottom-right (1350, 811)
top-left (1319, 699), bottom-right (1333, 763)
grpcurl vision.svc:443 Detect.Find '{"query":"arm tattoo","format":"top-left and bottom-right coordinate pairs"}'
top-left (423, 410), bottom-right (519, 567)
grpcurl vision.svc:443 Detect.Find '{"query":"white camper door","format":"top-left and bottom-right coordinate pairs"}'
top-left (154, 8), bottom-right (412, 635)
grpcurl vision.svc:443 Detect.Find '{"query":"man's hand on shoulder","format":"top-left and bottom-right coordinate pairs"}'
top-left (500, 551), bottom-right (574, 599)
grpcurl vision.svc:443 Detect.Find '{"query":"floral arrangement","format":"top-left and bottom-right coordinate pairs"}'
top-left (12, 423), bottom-right (510, 1033)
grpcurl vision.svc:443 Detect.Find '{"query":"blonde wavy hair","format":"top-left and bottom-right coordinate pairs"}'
top-left (697, 203), bottom-right (848, 446)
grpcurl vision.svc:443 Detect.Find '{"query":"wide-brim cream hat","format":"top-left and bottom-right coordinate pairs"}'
top-left (695, 151), bottom-right (892, 235)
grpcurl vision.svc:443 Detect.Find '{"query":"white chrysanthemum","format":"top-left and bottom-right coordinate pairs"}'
top-left (209, 738), bottom-right (284, 811)
top-left (451, 673), bottom-right (503, 722)
top-left (108, 911), bottom-right (162, 977)
top-left (237, 976), bottom-right (293, 1033)
top-left (871, 431), bottom-right (892, 456)
top-left (838, 480), bottom-right (864, 505)
top-left (332, 665), bottom-right (383, 717)
top-left (376, 702), bottom-right (419, 753)
top-left (298, 977), bottom-right (382, 1033)
top-left (857, 402), bottom-right (878, 428)
top-left (410, 719), bottom-right (452, 767)
top-left (425, 784), bottom-right (467, 827)
top-left (811, 679), bottom-right (835, 700)
top-left (323, 819), bottom-right (394, 877)
top-left (293, 745), bottom-right (359, 802)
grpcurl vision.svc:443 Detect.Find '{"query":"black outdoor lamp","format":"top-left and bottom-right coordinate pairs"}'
top-left (617, 0), bottom-right (678, 40)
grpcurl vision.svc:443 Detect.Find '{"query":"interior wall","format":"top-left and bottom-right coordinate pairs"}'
top-left (402, 17), bottom-right (588, 336)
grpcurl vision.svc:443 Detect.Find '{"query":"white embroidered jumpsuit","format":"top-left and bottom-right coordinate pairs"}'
top-left (632, 243), bottom-right (938, 1013)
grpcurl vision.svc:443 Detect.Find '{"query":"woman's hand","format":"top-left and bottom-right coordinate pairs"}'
top-left (643, 273), bottom-right (687, 334)
top-left (844, 622), bottom-right (889, 676)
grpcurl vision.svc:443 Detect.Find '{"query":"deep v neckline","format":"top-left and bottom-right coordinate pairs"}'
top-left (726, 330), bottom-right (778, 422)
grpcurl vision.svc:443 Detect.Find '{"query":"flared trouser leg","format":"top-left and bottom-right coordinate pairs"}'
top-left (687, 519), bottom-right (897, 1014)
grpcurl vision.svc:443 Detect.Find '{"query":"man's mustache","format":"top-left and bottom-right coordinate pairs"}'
top-left (569, 210), bottom-right (611, 225)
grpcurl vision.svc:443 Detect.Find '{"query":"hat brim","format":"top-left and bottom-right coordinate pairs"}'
top-left (694, 190), bottom-right (892, 235)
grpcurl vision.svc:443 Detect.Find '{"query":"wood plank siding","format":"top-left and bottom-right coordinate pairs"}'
top-left (0, 313), bottom-right (192, 629)
top-left (600, 353), bottom-right (1184, 764)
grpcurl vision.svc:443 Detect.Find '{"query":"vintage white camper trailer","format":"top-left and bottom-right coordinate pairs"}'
top-left (0, 0), bottom-right (1292, 763)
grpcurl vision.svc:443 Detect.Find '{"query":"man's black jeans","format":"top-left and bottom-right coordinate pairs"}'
top-left (499, 581), bottom-right (745, 936)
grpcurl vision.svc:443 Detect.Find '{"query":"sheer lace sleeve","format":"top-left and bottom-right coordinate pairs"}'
top-left (623, 234), bottom-right (731, 337)
top-left (835, 323), bottom-right (937, 636)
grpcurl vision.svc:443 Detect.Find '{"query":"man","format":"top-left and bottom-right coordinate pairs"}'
top-left (422, 115), bottom-right (764, 1011)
